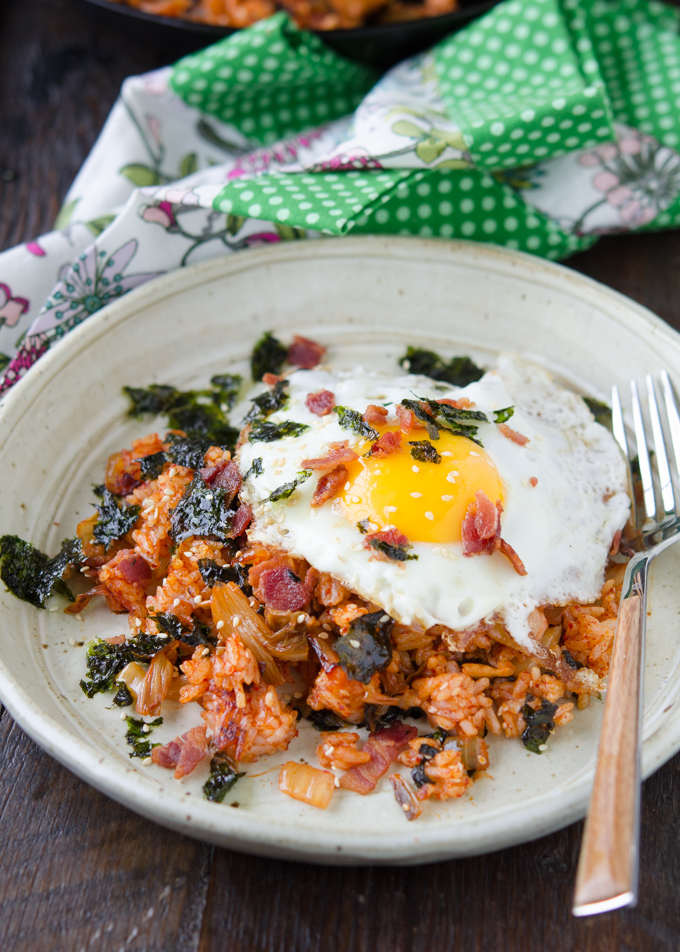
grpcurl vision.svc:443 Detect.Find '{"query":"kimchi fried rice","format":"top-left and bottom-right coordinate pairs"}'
top-left (0, 332), bottom-right (631, 817)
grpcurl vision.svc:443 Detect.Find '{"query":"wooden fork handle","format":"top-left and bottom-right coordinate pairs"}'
top-left (573, 555), bottom-right (648, 916)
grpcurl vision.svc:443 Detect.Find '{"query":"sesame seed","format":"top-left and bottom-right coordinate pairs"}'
top-left (446, 473), bottom-right (457, 483)
top-left (120, 712), bottom-right (127, 721)
top-left (538, 744), bottom-right (548, 752)
top-left (283, 693), bottom-right (291, 702)
top-left (173, 598), bottom-right (181, 607)
top-left (374, 469), bottom-right (382, 475)
top-left (318, 632), bottom-right (328, 640)
top-left (322, 623), bottom-right (331, 632)
top-left (334, 777), bottom-right (340, 787)
top-left (294, 692), bottom-right (303, 699)
top-left (75, 614), bottom-right (83, 622)
top-left (201, 647), bottom-right (210, 657)
top-left (142, 757), bottom-right (153, 766)
top-left (351, 495), bottom-right (362, 504)
top-left (380, 614), bottom-right (389, 622)
top-left (402, 803), bottom-right (410, 812)
top-left (49, 606), bottom-right (59, 613)
top-left (297, 614), bottom-right (306, 624)
top-left (235, 551), bottom-right (243, 560)
top-left (232, 615), bottom-right (240, 627)
top-left (142, 724), bottom-right (150, 733)
top-left (470, 452), bottom-right (480, 457)
top-left (441, 495), bottom-right (453, 502)
top-left (168, 467), bottom-right (178, 478)
top-left (193, 595), bottom-right (202, 604)
top-left (216, 620), bottom-right (225, 630)
top-left (385, 505), bottom-right (397, 513)
top-left (410, 492), bottom-right (423, 498)
top-left (134, 617), bottom-right (142, 627)
top-left (325, 745), bottom-right (335, 755)
top-left (349, 639), bottom-right (361, 648)
top-left (425, 511), bottom-right (434, 520)
top-left (441, 451), bottom-right (452, 457)
top-left (205, 493), bottom-right (213, 501)
top-left (69, 637), bottom-right (77, 646)
top-left (522, 478), bottom-right (529, 487)
top-left (158, 632), bottom-right (168, 639)
top-left (412, 465), bottom-right (420, 473)
top-left (344, 482), bottom-right (351, 491)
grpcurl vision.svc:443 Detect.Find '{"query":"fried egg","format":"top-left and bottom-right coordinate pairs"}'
top-left (237, 355), bottom-right (630, 651)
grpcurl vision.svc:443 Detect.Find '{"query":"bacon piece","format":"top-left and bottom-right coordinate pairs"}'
top-left (461, 491), bottom-right (501, 556)
top-left (363, 404), bottom-right (388, 426)
top-left (609, 529), bottom-right (621, 557)
top-left (302, 440), bottom-right (357, 470)
top-left (395, 404), bottom-right (422, 433)
top-left (462, 491), bottom-right (527, 576)
top-left (497, 538), bottom-right (528, 576)
top-left (529, 476), bottom-right (538, 488)
top-left (251, 563), bottom-right (311, 612)
top-left (105, 634), bottom-right (126, 645)
top-left (64, 584), bottom-right (127, 615)
top-left (363, 527), bottom-right (410, 559)
top-left (116, 553), bottom-right (152, 586)
top-left (311, 464), bottom-right (347, 508)
top-left (232, 503), bottom-right (252, 536)
top-left (499, 423), bottom-right (529, 446)
top-left (151, 725), bottom-right (208, 779)
top-left (438, 397), bottom-right (475, 409)
top-left (368, 430), bottom-right (401, 458)
top-left (306, 390), bottom-right (335, 416)
top-left (200, 459), bottom-right (241, 504)
top-left (339, 722), bottom-right (417, 794)
top-left (288, 335), bottom-right (326, 369)
top-left (262, 372), bottom-right (287, 386)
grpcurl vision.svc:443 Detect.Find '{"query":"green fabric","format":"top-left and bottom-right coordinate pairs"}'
top-left (170, 13), bottom-right (378, 147)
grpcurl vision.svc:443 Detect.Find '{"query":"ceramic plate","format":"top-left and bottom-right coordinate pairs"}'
top-left (1, 237), bottom-right (680, 865)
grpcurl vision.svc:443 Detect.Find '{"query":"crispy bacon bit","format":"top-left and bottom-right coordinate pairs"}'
top-left (251, 563), bottom-right (311, 612)
top-left (529, 476), bottom-right (538, 488)
top-left (339, 722), bottom-right (417, 794)
top-left (363, 404), bottom-right (389, 426)
top-left (105, 634), bottom-right (126, 646)
top-left (364, 527), bottom-right (410, 559)
top-left (306, 390), bottom-right (335, 416)
top-left (116, 553), bottom-right (152, 586)
top-left (462, 491), bottom-right (527, 576)
top-left (232, 503), bottom-right (253, 537)
top-left (438, 397), bottom-right (475, 409)
top-left (288, 335), bottom-right (326, 369)
top-left (64, 584), bottom-right (127, 615)
top-left (311, 464), bottom-right (348, 508)
top-left (499, 423), bottom-right (529, 446)
top-left (461, 491), bottom-right (501, 556)
top-left (200, 459), bottom-right (241, 504)
top-left (302, 440), bottom-right (358, 470)
top-left (368, 430), bottom-right (402, 458)
top-left (395, 404), bottom-right (422, 433)
top-left (262, 372), bottom-right (287, 386)
top-left (151, 725), bottom-right (208, 779)
top-left (314, 572), bottom-right (348, 607)
top-left (497, 538), bottom-right (528, 576)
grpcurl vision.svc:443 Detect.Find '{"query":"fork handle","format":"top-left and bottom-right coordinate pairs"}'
top-left (573, 553), bottom-right (648, 916)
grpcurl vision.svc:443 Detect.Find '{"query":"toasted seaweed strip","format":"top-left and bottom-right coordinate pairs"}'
top-left (333, 406), bottom-right (379, 441)
top-left (335, 610), bottom-right (394, 684)
top-left (399, 347), bottom-right (484, 387)
top-left (251, 332), bottom-right (287, 381)
top-left (0, 535), bottom-right (82, 608)
top-left (125, 715), bottom-right (163, 758)
top-left (80, 633), bottom-right (168, 698)
top-left (203, 752), bottom-right (246, 802)
top-left (249, 420), bottom-right (309, 443)
top-left (245, 380), bottom-right (289, 422)
top-left (367, 537), bottom-right (418, 562)
top-left (521, 700), bottom-right (558, 753)
top-left (266, 470), bottom-right (312, 502)
top-left (93, 490), bottom-right (141, 550)
top-left (169, 476), bottom-right (235, 544)
top-left (408, 440), bottom-right (442, 463)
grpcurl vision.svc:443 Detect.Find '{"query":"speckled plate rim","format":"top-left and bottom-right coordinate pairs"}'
top-left (1, 236), bottom-right (680, 866)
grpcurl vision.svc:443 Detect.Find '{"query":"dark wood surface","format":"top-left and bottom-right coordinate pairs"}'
top-left (1, 1), bottom-right (680, 949)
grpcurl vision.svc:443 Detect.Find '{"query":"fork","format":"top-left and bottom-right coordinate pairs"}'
top-left (573, 372), bottom-right (680, 916)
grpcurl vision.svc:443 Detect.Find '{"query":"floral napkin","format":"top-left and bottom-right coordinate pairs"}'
top-left (2, 0), bottom-right (680, 394)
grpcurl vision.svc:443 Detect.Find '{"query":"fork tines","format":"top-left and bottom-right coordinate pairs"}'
top-left (612, 372), bottom-right (680, 527)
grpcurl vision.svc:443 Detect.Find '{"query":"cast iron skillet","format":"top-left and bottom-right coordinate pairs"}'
top-left (78, 0), bottom-right (498, 69)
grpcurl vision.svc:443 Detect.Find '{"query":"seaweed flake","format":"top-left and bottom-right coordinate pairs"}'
top-left (307, 709), bottom-right (345, 731)
top-left (521, 700), bottom-right (558, 754)
top-left (399, 347), bottom-right (484, 387)
top-left (210, 373), bottom-right (242, 410)
top-left (203, 751), bottom-right (246, 802)
top-left (80, 633), bottom-right (167, 698)
top-left (124, 384), bottom-right (179, 418)
top-left (244, 458), bottom-right (264, 480)
top-left (112, 683), bottom-right (134, 707)
top-left (251, 331), bottom-right (287, 381)
top-left (245, 379), bottom-right (289, 422)
top-left (93, 490), bottom-right (141, 550)
top-left (584, 397), bottom-right (612, 428)
top-left (137, 451), bottom-right (168, 481)
top-left (335, 610), bottom-right (394, 683)
top-left (166, 435), bottom-right (215, 470)
top-left (0, 535), bottom-right (82, 608)
top-left (249, 420), bottom-right (309, 443)
top-left (493, 406), bottom-right (515, 424)
top-left (333, 406), bottom-right (379, 441)
top-left (266, 470), bottom-right (312, 502)
top-left (399, 399), bottom-right (440, 440)
top-left (125, 715), bottom-right (163, 759)
top-left (198, 558), bottom-right (249, 589)
top-left (153, 611), bottom-right (215, 647)
top-left (169, 476), bottom-right (235, 544)
top-left (408, 440), bottom-right (442, 463)
top-left (367, 537), bottom-right (418, 562)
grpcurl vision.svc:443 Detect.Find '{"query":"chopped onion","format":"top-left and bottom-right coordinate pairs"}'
top-left (211, 582), bottom-right (286, 685)
top-left (390, 774), bottom-right (422, 821)
top-left (455, 737), bottom-right (490, 772)
top-left (278, 762), bottom-right (335, 809)
top-left (116, 661), bottom-right (146, 699)
top-left (136, 650), bottom-right (174, 716)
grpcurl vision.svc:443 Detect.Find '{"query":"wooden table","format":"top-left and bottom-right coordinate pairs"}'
top-left (1, 1), bottom-right (680, 949)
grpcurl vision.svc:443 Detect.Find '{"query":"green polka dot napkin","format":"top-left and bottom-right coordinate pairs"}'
top-left (4, 0), bottom-right (680, 389)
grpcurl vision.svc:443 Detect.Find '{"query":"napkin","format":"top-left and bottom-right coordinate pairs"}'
top-left (3, 0), bottom-right (680, 393)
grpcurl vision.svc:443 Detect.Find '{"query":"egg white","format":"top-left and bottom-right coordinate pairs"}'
top-left (236, 355), bottom-right (630, 651)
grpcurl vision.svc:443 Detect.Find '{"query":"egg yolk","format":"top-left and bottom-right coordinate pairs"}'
top-left (338, 427), bottom-right (504, 544)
